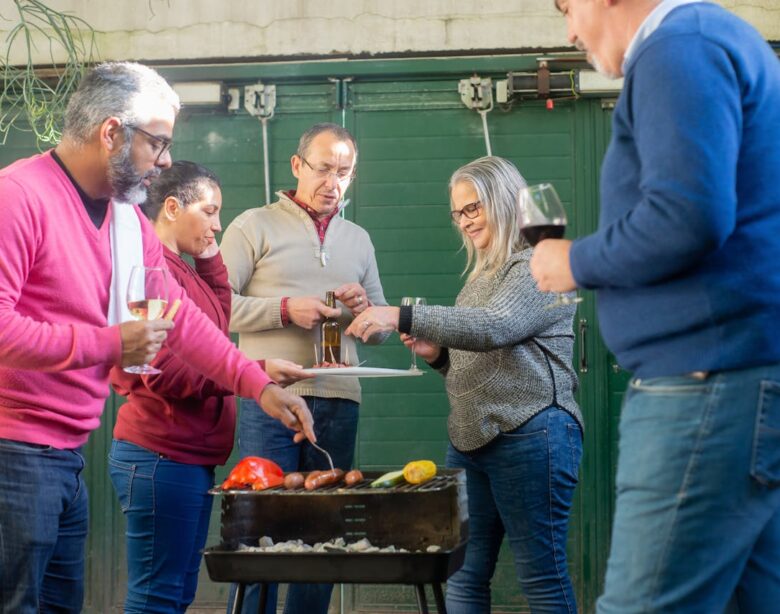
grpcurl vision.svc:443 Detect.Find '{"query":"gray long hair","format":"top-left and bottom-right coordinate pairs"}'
top-left (63, 62), bottom-right (180, 144)
top-left (449, 156), bottom-right (528, 281)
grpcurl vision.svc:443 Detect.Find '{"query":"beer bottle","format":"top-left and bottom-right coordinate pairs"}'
top-left (321, 291), bottom-right (341, 364)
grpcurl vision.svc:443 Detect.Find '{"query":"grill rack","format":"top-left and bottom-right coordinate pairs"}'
top-left (210, 473), bottom-right (458, 496)
top-left (208, 469), bottom-right (467, 614)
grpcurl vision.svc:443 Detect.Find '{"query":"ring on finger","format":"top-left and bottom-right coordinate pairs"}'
top-left (362, 320), bottom-right (371, 330)
top-left (357, 296), bottom-right (363, 304)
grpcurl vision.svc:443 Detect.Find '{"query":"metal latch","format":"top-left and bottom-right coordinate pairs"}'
top-left (244, 83), bottom-right (276, 119)
top-left (458, 75), bottom-right (493, 111)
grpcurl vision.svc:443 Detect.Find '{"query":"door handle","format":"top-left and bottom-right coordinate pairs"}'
top-left (578, 318), bottom-right (588, 374)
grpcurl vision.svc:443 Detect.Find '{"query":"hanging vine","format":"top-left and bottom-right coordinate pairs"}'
top-left (0, 0), bottom-right (97, 147)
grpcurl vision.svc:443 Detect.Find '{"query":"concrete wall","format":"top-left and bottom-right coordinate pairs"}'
top-left (0, 0), bottom-right (777, 65)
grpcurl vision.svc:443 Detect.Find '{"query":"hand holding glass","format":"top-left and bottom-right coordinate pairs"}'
top-left (125, 266), bottom-right (169, 374)
top-left (401, 297), bottom-right (427, 370)
top-left (518, 183), bottom-right (582, 309)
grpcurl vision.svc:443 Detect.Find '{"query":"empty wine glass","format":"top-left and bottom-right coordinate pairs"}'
top-left (518, 183), bottom-right (583, 309)
top-left (125, 265), bottom-right (169, 374)
top-left (401, 296), bottom-right (427, 370)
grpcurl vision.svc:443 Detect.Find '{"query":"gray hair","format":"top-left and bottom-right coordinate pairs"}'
top-left (449, 156), bottom-right (528, 281)
top-left (296, 123), bottom-right (358, 159)
top-left (63, 61), bottom-right (180, 144)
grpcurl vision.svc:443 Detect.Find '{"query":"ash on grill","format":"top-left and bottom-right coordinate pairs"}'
top-left (237, 536), bottom-right (443, 554)
top-left (206, 467), bottom-right (468, 614)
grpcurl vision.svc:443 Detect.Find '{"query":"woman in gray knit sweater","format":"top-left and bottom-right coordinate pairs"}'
top-left (347, 156), bottom-right (583, 614)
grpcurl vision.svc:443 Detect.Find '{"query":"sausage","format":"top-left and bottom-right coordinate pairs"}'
top-left (283, 472), bottom-right (305, 490)
top-left (344, 469), bottom-right (364, 486)
top-left (303, 470), bottom-right (322, 490)
top-left (304, 468), bottom-right (345, 491)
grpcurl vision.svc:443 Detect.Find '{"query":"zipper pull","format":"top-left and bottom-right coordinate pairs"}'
top-left (319, 247), bottom-right (329, 267)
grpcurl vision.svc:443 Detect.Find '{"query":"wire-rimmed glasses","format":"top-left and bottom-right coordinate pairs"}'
top-left (299, 156), bottom-right (356, 183)
top-left (127, 125), bottom-right (173, 163)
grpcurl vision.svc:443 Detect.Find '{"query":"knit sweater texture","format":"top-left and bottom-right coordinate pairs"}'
top-left (570, 3), bottom-right (780, 377)
top-left (221, 192), bottom-right (388, 404)
top-left (0, 151), bottom-right (273, 448)
top-left (407, 250), bottom-right (581, 452)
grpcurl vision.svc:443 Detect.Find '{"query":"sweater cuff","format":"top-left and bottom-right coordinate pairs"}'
top-left (193, 251), bottom-right (223, 274)
top-left (398, 305), bottom-right (413, 334)
top-left (570, 237), bottom-right (596, 290)
top-left (428, 347), bottom-right (449, 371)
top-left (234, 361), bottom-right (275, 400)
top-left (280, 297), bottom-right (290, 327)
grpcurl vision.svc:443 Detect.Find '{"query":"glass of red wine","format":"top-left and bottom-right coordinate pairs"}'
top-left (518, 183), bottom-right (582, 309)
top-left (124, 265), bottom-right (169, 374)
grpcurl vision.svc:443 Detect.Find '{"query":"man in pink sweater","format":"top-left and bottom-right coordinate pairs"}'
top-left (0, 62), bottom-right (314, 613)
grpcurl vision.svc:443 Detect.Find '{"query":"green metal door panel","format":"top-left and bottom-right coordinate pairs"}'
top-left (0, 66), bottom-right (622, 614)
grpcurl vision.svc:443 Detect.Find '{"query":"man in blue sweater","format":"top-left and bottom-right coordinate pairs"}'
top-left (532, 0), bottom-right (780, 612)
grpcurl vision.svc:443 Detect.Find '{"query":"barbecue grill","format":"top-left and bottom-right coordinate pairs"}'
top-left (204, 469), bottom-right (469, 613)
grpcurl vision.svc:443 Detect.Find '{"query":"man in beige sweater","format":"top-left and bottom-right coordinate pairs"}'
top-left (220, 123), bottom-right (388, 614)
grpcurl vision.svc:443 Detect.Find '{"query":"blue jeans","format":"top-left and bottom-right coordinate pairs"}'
top-left (228, 396), bottom-right (359, 614)
top-left (0, 438), bottom-right (88, 614)
top-left (109, 439), bottom-right (215, 614)
top-left (445, 407), bottom-right (582, 614)
top-left (598, 364), bottom-right (780, 614)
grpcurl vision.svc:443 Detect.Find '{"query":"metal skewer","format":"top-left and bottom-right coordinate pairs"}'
top-left (309, 440), bottom-right (335, 472)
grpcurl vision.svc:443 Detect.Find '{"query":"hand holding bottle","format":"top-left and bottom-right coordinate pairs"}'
top-left (287, 296), bottom-right (341, 329)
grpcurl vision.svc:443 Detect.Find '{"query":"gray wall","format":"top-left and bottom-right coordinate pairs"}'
top-left (0, 0), bottom-right (777, 64)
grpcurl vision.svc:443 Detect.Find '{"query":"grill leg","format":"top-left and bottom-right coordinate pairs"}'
top-left (258, 583), bottom-right (269, 614)
top-left (230, 583), bottom-right (246, 614)
top-left (415, 584), bottom-right (430, 614)
top-left (432, 583), bottom-right (446, 613)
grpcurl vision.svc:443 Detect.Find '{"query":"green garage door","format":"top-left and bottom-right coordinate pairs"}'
top-left (0, 59), bottom-right (623, 613)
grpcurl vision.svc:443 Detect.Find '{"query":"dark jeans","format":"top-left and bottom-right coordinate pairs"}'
top-left (228, 396), bottom-right (359, 614)
top-left (445, 407), bottom-right (582, 614)
top-left (0, 438), bottom-right (88, 614)
top-left (108, 439), bottom-right (215, 614)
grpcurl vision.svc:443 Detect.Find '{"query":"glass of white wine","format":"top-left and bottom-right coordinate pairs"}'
top-left (401, 296), bottom-right (427, 370)
top-left (124, 265), bottom-right (169, 375)
top-left (518, 183), bottom-right (583, 309)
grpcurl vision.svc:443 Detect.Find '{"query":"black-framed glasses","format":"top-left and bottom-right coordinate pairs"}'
top-left (127, 125), bottom-right (173, 163)
top-left (300, 156), bottom-right (355, 182)
top-left (450, 201), bottom-right (482, 223)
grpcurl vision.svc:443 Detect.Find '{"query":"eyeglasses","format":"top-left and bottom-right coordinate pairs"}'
top-left (300, 156), bottom-right (355, 183)
top-left (450, 201), bottom-right (483, 223)
top-left (127, 125), bottom-right (173, 163)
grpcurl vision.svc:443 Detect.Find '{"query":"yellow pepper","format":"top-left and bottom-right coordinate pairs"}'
top-left (403, 460), bottom-right (437, 485)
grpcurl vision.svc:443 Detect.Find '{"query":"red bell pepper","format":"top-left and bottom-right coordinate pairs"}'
top-left (221, 456), bottom-right (284, 491)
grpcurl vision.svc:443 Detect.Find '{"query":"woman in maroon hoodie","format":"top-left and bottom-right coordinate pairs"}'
top-left (109, 161), bottom-right (311, 613)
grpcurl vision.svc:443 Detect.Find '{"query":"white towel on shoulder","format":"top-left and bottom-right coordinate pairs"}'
top-left (107, 201), bottom-right (144, 326)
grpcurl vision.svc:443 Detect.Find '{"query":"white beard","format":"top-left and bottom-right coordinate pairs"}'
top-left (590, 54), bottom-right (622, 81)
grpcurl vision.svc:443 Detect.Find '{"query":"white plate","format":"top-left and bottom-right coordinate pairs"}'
top-left (302, 367), bottom-right (425, 378)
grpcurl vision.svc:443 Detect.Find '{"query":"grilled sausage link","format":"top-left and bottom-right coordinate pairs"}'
top-left (284, 472), bottom-right (305, 490)
top-left (344, 469), bottom-right (364, 486)
top-left (304, 468), bottom-right (345, 491)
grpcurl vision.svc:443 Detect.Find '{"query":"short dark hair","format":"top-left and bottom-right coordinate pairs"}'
top-left (296, 123), bottom-right (358, 159)
top-left (143, 160), bottom-right (221, 221)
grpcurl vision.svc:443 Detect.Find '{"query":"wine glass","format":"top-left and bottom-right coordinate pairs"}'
top-left (124, 266), bottom-right (169, 374)
top-left (401, 296), bottom-right (427, 370)
top-left (518, 183), bottom-right (583, 309)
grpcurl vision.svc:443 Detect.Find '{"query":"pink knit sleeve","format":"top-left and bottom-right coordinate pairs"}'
top-left (138, 213), bottom-right (273, 399)
top-left (0, 178), bottom-right (121, 371)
